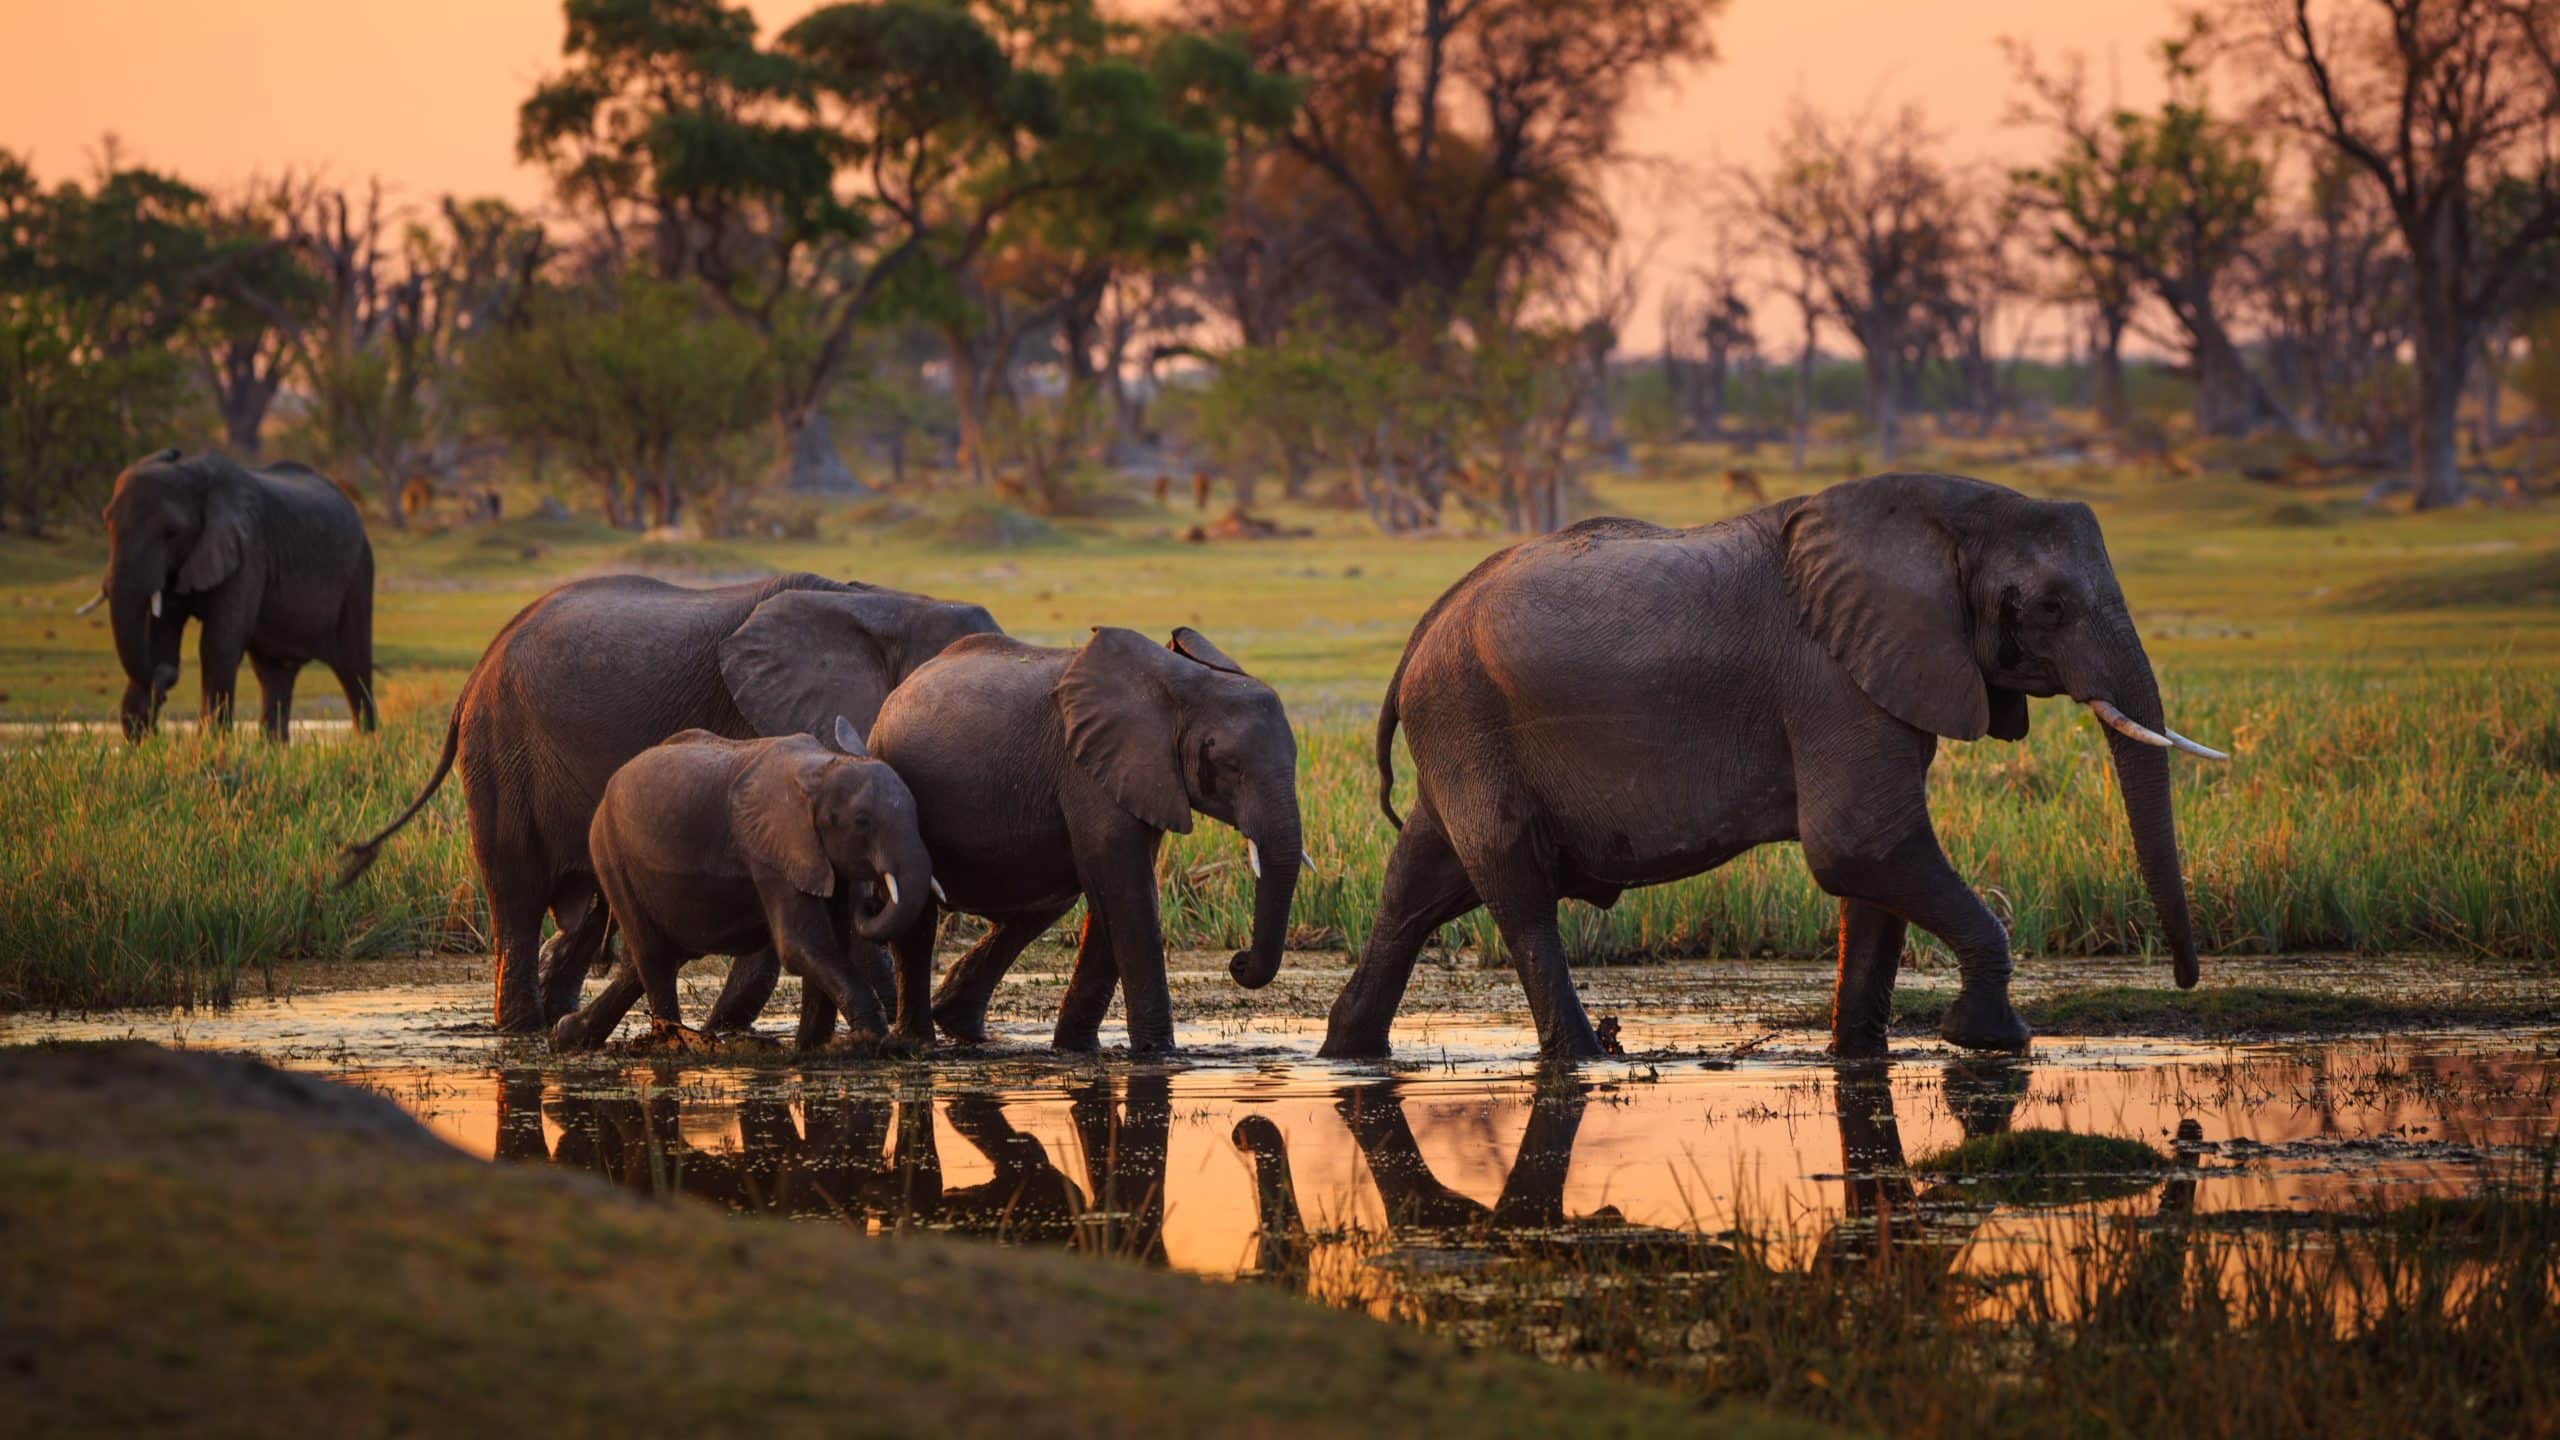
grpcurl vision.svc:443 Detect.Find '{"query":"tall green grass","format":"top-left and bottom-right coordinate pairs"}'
top-left (5, 663), bottom-right (2556, 1010)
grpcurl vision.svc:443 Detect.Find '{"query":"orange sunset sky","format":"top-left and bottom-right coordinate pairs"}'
top-left (2, 0), bottom-right (2191, 352)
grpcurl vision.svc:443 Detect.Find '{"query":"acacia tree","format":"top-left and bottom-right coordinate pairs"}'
top-left (471, 276), bottom-right (770, 529)
top-left (192, 175), bottom-right (326, 456)
top-left (1740, 104), bottom-right (1964, 466)
top-left (2249, 156), bottom-right (2411, 446)
top-left (520, 0), bottom-right (1268, 495)
top-left (298, 188), bottom-right (546, 527)
top-left (2233, 0), bottom-right (2560, 507)
top-left (1184, 0), bottom-right (1715, 532)
top-left (2011, 26), bottom-right (2291, 439)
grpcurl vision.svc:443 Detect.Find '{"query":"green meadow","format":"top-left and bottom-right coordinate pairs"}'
top-left (4, 438), bottom-right (2557, 1010)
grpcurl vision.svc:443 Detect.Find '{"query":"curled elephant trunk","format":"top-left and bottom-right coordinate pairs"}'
top-left (1230, 786), bottom-right (1302, 990)
top-left (2083, 621), bottom-right (2202, 989)
top-left (856, 846), bottom-right (933, 943)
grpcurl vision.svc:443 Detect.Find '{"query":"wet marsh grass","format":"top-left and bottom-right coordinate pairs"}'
top-left (1296, 1158), bottom-right (2560, 1438)
top-left (5, 454), bottom-right (2559, 1011)
top-left (5, 662), bottom-right (2560, 1011)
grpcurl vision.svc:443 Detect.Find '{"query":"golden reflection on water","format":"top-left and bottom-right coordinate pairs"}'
top-left (345, 1041), bottom-right (2556, 1290)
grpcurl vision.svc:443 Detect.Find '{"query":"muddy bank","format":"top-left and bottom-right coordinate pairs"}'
top-left (0, 1042), bottom-right (1809, 1439)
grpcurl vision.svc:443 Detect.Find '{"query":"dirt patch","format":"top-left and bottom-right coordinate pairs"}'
top-left (0, 1042), bottom-right (1803, 1439)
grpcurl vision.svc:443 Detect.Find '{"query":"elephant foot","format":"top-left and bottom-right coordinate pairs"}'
top-left (932, 1000), bottom-right (991, 1046)
top-left (826, 1029), bottom-right (924, 1060)
top-left (645, 1020), bottom-right (717, 1055)
top-left (1051, 1026), bottom-right (1102, 1054)
top-left (548, 1012), bottom-right (608, 1054)
top-left (1317, 1010), bottom-right (1394, 1060)
top-left (1536, 1018), bottom-right (1609, 1064)
top-left (1829, 1021), bottom-right (1891, 1061)
top-left (1938, 989), bottom-right (2032, 1054)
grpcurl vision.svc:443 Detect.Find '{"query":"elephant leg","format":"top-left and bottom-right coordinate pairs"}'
top-left (1320, 806), bottom-right (1479, 1058)
top-left (485, 879), bottom-right (551, 1037)
top-left (705, 948), bottom-right (784, 1033)
top-left (548, 905), bottom-right (645, 1053)
top-left (930, 903), bottom-right (1074, 1044)
top-left (1073, 830), bottom-right (1174, 1056)
top-left (887, 905), bottom-right (940, 1046)
top-left (1052, 907), bottom-right (1118, 1052)
top-left (1830, 898), bottom-right (1907, 1060)
top-left (539, 882), bottom-right (611, 1024)
top-left (767, 897), bottom-right (888, 1047)
top-left (794, 973), bottom-right (837, 1052)
top-left (197, 626), bottom-right (246, 733)
top-left (1459, 842), bottom-right (1604, 1062)
top-left (248, 653), bottom-right (299, 742)
top-left (1807, 825), bottom-right (2026, 1054)
top-left (329, 662), bottom-right (376, 734)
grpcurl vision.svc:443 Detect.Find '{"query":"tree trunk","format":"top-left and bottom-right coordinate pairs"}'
top-left (2093, 311), bottom-right (2128, 432)
top-left (2411, 326), bottom-right (2470, 511)
top-left (1792, 318), bottom-right (1815, 472)
top-left (945, 328), bottom-right (990, 490)
top-left (1866, 344), bottom-right (1901, 467)
top-left (777, 405), bottom-right (866, 494)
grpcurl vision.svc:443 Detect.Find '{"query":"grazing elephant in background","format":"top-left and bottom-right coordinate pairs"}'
top-left (546, 721), bottom-right (932, 1053)
top-left (704, 627), bottom-right (1305, 1056)
top-left (1322, 472), bottom-right (2230, 1063)
top-left (335, 572), bottom-right (998, 1034)
top-left (92, 449), bottom-right (376, 741)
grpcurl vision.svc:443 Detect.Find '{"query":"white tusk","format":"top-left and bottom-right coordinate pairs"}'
top-left (2164, 728), bottom-right (2231, 762)
top-left (1302, 850), bottom-right (1317, 871)
top-left (883, 873), bottom-right (901, 909)
top-left (2088, 698), bottom-right (2169, 748)
top-left (1247, 840), bottom-right (1261, 879)
top-left (2089, 699), bottom-right (2228, 761)
top-left (931, 877), bottom-right (948, 905)
top-left (75, 589), bottom-right (105, 616)
top-left (150, 590), bottom-right (163, 618)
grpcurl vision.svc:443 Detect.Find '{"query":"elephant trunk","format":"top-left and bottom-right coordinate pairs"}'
top-left (106, 551), bottom-right (170, 741)
top-left (856, 839), bottom-right (934, 943)
top-left (2083, 616), bottom-right (2201, 989)
top-left (1229, 781), bottom-right (1303, 990)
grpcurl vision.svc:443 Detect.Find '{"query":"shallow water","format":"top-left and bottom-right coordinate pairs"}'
top-left (12, 973), bottom-right (2555, 1290)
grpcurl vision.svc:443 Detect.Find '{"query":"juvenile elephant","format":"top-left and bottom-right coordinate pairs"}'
top-left (704, 627), bottom-right (1305, 1055)
top-left (93, 449), bottom-right (376, 741)
top-left (1322, 472), bottom-right (2229, 1063)
top-left (547, 720), bottom-right (933, 1053)
top-left (337, 572), bottom-right (998, 1034)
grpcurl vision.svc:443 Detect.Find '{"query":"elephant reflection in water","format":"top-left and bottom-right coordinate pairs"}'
top-left (490, 1070), bottom-right (1173, 1260)
top-left (1231, 1060), bottom-right (2202, 1290)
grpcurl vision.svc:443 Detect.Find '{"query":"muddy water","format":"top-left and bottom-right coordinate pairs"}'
top-left (11, 972), bottom-right (2555, 1294)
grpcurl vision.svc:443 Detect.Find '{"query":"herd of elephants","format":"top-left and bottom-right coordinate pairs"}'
top-left (92, 447), bottom-right (2229, 1063)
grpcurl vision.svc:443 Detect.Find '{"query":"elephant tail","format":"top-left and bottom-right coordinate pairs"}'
top-left (336, 704), bottom-right (462, 889)
top-left (1375, 683), bottom-right (1404, 831)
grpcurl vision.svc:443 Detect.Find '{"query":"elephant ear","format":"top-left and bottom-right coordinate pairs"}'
top-left (175, 468), bottom-right (254, 594)
top-left (718, 589), bottom-right (904, 741)
top-left (1055, 627), bottom-right (1192, 835)
top-left (1782, 477), bottom-right (1990, 741)
top-left (1166, 627), bottom-right (1246, 675)
top-left (730, 742), bottom-right (836, 898)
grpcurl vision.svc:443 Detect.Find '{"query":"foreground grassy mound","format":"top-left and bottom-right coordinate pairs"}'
top-left (0, 1043), bottom-right (1806, 1440)
top-left (1908, 1128), bottom-right (2172, 1204)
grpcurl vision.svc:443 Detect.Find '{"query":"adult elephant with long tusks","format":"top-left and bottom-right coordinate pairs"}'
top-left (1321, 472), bottom-right (2230, 1064)
top-left (95, 449), bottom-right (377, 741)
top-left (334, 573), bottom-right (999, 1035)
top-left (702, 626), bottom-right (1305, 1056)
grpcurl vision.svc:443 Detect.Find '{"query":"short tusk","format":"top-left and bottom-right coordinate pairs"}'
top-left (151, 590), bottom-right (163, 618)
top-left (75, 589), bottom-right (105, 616)
top-left (883, 872), bottom-right (901, 909)
top-left (1302, 849), bottom-right (1317, 872)
top-left (2164, 728), bottom-right (2230, 762)
top-left (931, 877), bottom-right (948, 905)
top-left (1247, 840), bottom-right (1261, 879)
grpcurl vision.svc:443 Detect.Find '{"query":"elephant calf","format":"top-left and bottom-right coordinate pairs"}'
top-left (547, 720), bottom-right (933, 1054)
top-left (705, 627), bottom-right (1305, 1056)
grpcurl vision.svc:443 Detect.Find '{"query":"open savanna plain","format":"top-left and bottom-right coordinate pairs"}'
top-left (3, 438), bottom-right (2558, 1011)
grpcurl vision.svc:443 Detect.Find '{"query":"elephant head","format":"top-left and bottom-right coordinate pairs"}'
top-left (99, 449), bottom-right (252, 738)
top-left (1783, 473), bottom-right (2225, 988)
top-left (733, 719), bottom-right (934, 942)
top-left (1054, 626), bottom-right (1303, 990)
top-left (717, 585), bottom-right (1002, 742)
